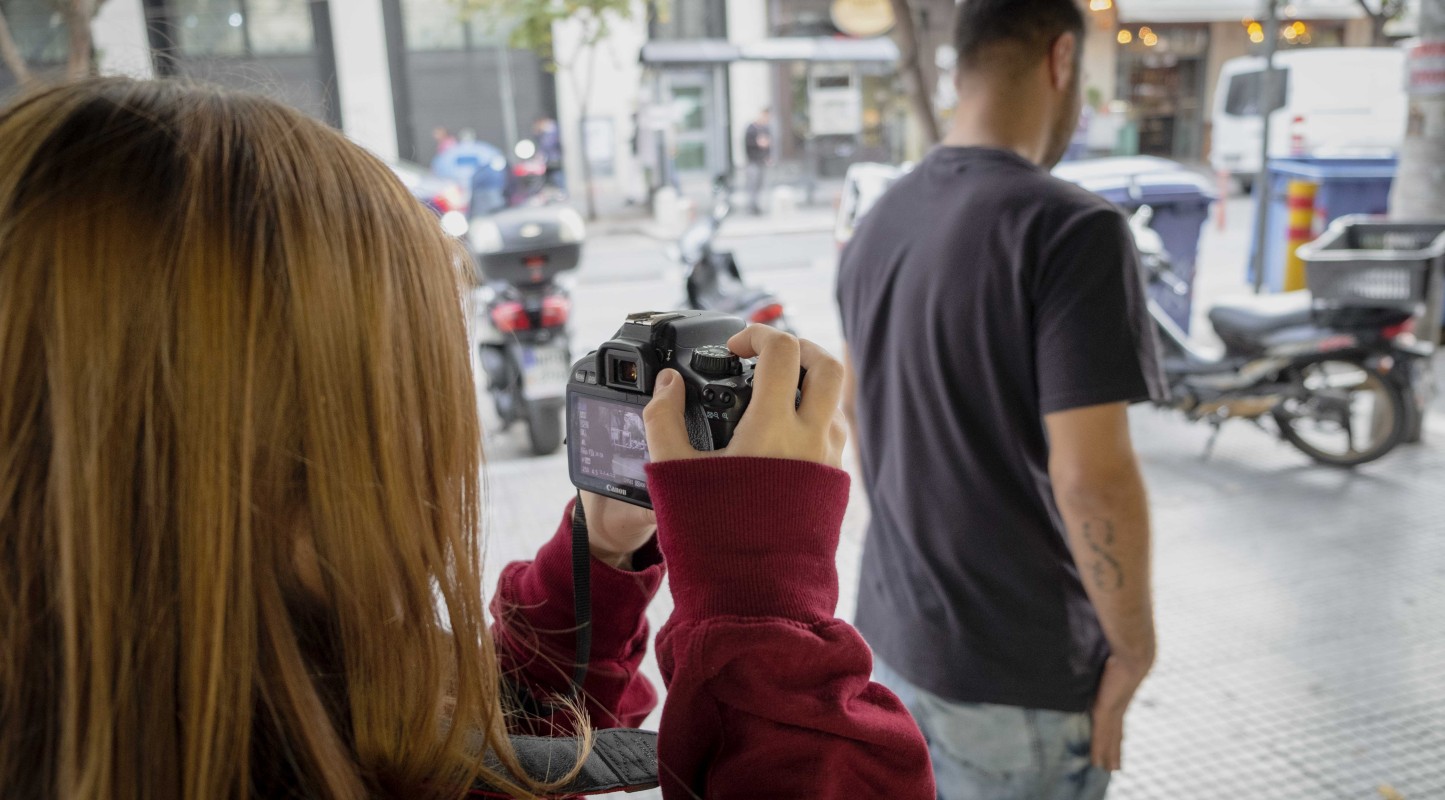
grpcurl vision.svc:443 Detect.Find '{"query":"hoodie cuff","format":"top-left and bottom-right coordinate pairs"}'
top-left (645, 457), bottom-right (849, 623)
top-left (509, 501), bottom-right (666, 657)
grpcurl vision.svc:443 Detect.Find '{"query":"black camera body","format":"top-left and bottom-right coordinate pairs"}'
top-left (566, 310), bottom-right (758, 509)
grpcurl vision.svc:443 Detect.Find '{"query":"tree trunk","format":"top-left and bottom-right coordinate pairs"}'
top-left (887, 0), bottom-right (941, 148)
top-left (62, 0), bottom-right (96, 79)
top-left (1390, 0), bottom-right (1445, 220)
top-left (0, 9), bottom-right (32, 84)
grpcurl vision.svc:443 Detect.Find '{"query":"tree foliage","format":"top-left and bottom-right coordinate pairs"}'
top-left (452, 0), bottom-right (652, 68)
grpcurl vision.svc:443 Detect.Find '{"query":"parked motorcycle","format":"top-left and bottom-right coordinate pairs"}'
top-left (1134, 207), bottom-right (1426, 467)
top-left (468, 203), bottom-right (586, 455)
top-left (667, 176), bottom-right (794, 332)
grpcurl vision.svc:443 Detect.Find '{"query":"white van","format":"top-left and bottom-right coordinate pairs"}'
top-left (1210, 48), bottom-right (1406, 188)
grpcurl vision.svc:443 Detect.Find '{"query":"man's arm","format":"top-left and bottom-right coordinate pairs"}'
top-left (841, 347), bottom-right (862, 474)
top-left (1044, 401), bottom-right (1155, 772)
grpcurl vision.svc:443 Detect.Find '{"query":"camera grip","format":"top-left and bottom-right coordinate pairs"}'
top-left (683, 402), bottom-right (716, 452)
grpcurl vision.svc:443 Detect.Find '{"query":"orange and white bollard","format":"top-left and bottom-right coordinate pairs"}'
top-left (1283, 179), bottom-right (1319, 292)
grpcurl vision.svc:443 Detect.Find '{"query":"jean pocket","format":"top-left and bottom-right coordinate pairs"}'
top-left (914, 696), bottom-right (1039, 780)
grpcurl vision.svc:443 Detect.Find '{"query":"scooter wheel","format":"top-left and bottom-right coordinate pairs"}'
top-left (1272, 359), bottom-right (1407, 468)
top-left (526, 402), bottom-right (564, 456)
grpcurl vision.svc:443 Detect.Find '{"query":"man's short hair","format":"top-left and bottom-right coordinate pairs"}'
top-left (953, 0), bottom-right (1085, 77)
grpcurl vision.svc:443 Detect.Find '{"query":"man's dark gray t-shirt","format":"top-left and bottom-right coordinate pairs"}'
top-left (837, 147), bottom-right (1164, 713)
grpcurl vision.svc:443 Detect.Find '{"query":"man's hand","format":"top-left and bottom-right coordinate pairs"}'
top-left (580, 491), bottom-right (656, 570)
top-left (1045, 402), bottom-right (1156, 773)
top-left (1090, 654), bottom-right (1153, 771)
top-left (644, 325), bottom-right (847, 468)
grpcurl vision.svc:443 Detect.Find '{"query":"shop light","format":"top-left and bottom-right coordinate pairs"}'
top-left (1139, 26), bottom-right (1154, 37)
top-left (1250, 30), bottom-right (1265, 43)
top-left (1117, 29), bottom-right (1133, 44)
top-left (1089, 0), bottom-right (1112, 10)
top-left (1292, 21), bottom-right (1307, 35)
top-left (1143, 32), bottom-right (1159, 47)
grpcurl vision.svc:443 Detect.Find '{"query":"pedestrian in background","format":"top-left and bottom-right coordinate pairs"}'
top-left (534, 116), bottom-right (565, 190)
top-left (432, 126), bottom-right (456, 159)
top-left (837, 1), bottom-right (1165, 797)
top-left (743, 107), bottom-right (772, 215)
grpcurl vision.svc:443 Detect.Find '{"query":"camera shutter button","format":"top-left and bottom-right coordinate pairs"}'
top-left (690, 345), bottom-right (742, 377)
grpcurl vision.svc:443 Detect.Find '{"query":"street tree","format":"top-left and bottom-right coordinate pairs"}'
top-left (454, 0), bottom-right (656, 221)
top-left (0, 9), bottom-right (31, 84)
top-left (887, 0), bottom-right (941, 147)
top-left (1390, 0), bottom-right (1445, 220)
top-left (0, 0), bottom-right (112, 85)
top-left (1353, 0), bottom-right (1408, 46)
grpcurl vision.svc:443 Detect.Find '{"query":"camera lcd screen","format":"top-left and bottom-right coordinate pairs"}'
top-left (572, 395), bottom-right (650, 489)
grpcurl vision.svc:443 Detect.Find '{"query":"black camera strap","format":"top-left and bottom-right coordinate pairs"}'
top-left (570, 491), bottom-right (592, 697)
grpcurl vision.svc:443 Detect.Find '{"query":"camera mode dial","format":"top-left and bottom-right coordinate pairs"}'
top-left (690, 345), bottom-right (742, 377)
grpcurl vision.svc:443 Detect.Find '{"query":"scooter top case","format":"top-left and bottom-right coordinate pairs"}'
top-left (472, 205), bottom-right (582, 287)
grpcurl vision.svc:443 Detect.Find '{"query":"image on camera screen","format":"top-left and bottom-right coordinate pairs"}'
top-left (574, 396), bottom-right (650, 488)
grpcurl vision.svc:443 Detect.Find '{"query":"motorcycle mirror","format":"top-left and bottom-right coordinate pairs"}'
top-left (514, 139), bottom-right (537, 160)
top-left (1132, 204), bottom-right (1155, 227)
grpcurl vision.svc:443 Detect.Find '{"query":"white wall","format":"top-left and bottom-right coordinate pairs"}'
top-left (552, 1), bottom-right (648, 204)
top-left (727, 0), bottom-right (771, 169)
top-left (328, 0), bottom-right (399, 161)
top-left (93, 0), bottom-right (154, 79)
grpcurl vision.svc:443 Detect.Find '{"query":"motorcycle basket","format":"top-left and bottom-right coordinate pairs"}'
top-left (1297, 216), bottom-right (1445, 341)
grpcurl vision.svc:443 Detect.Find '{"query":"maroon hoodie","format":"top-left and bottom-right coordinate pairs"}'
top-left (489, 457), bottom-right (934, 798)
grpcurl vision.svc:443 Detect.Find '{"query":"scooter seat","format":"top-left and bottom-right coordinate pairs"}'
top-left (1208, 291), bottom-right (1314, 342)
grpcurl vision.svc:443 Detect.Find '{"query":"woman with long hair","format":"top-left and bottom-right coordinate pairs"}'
top-left (0, 78), bottom-right (931, 799)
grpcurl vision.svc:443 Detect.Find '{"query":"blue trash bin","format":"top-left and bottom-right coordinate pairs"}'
top-left (1251, 156), bottom-right (1397, 292)
top-left (1054, 157), bottom-right (1217, 332)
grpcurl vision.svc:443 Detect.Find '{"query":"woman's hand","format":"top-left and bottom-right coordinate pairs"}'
top-left (643, 325), bottom-right (848, 468)
top-left (580, 491), bottom-right (657, 570)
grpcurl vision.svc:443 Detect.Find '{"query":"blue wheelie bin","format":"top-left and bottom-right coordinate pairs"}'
top-left (1054, 157), bottom-right (1217, 332)
top-left (1251, 156), bottom-right (1397, 292)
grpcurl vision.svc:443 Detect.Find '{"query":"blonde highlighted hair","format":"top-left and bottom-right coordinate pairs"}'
top-left (0, 78), bottom-right (556, 798)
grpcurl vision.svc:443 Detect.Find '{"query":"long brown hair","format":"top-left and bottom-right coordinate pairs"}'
top-left (0, 78), bottom-right (554, 798)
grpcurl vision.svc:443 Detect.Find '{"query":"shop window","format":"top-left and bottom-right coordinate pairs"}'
top-left (650, 0), bottom-right (726, 40)
top-left (402, 0), bottom-right (465, 50)
top-left (165, 0), bottom-right (313, 57)
top-left (244, 0), bottom-right (313, 55)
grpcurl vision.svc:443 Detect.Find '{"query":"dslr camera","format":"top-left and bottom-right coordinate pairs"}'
top-left (566, 310), bottom-right (761, 509)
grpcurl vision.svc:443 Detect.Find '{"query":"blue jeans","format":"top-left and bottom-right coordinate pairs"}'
top-left (874, 659), bottom-right (1110, 800)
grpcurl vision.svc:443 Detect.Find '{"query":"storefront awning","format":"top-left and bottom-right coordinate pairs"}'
top-left (641, 37), bottom-right (899, 66)
top-left (1117, 0), bottom-right (1364, 22)
top-left (639, 40), bottom-right (743, 65)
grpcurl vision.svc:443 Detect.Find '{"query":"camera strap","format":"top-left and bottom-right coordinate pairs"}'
top-left (570, 491), bottom-right (592, 697)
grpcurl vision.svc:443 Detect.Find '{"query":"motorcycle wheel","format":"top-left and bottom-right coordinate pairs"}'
top-left (526, 402), bottom-right (564, 456)
top-left (1272, 359), bottom-right (1406, 468)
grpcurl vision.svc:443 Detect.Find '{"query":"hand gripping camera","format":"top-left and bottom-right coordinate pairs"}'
top-left (566, 311), bottom-right (760, 509)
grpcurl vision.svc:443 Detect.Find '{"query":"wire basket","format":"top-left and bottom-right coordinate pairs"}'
top-left (1297, 217), bottom-right (1445, 323)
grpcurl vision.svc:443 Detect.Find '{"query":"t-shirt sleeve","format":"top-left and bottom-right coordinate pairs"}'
top-left (1033, 207), bottom-right (1165, 416)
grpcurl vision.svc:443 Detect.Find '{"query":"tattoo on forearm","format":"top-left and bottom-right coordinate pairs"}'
top-left (1082, 520), bottom-right (1124, 591)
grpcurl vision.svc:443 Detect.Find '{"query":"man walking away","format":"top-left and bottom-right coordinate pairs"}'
top-left (744, 108), bottom-right (772, 215)
top-left (836, 1), bottom-right (1165, 798)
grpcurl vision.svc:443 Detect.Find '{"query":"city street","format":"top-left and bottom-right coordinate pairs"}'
top-left (476, 201), bottom-right (1445, 799)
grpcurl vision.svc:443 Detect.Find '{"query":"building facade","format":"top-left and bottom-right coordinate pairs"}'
top-left (0, 0), bottom-right (557, 168)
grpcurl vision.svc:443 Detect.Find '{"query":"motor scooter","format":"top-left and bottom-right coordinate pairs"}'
top-left (667, 176), bottom-right (794, 332)
top-left (468, 203), bottom-right (587, 455)
top-left (1134, 207), bottom-right (1427, 466)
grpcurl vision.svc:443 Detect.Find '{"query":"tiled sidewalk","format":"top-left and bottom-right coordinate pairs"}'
top-left (1108, 396), bottom-right (1445, 799)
